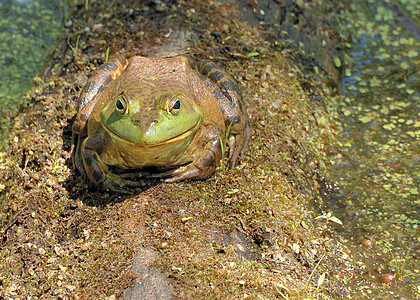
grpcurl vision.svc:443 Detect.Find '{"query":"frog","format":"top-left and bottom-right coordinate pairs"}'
top-left (72, 55), bottom-right (250, 193)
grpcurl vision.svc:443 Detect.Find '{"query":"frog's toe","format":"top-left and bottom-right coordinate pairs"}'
top-left (99, 176), bottom-right (144, 194)
top-left (72, 134), bottom-right (87, 177)
top-left (117, 171), bottom-right (143, 180)
top-left (164, 170), bottom-right (201, 183)
top-left (229, 124), bottom-right (251, 168)
top-left (154, 165), bottom-right (203, 183)
top-left (228, 137), bottom-right (244, 168)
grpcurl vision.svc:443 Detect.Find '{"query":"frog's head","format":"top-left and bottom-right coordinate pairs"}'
top-left (101, 85), bottom-right (203, 146)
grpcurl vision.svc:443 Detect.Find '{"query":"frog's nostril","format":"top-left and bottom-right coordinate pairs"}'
top-left (133, 119), bottom-right (140, 125)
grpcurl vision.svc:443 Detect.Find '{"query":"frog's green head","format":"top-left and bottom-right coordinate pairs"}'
top-left (101, 85), bottom-right (203, 146)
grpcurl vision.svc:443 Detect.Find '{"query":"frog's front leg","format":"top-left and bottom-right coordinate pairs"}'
top-left (72, 132), bottom-right (86, 178)
top-left (198, 60), bottom-right (251, 168)
top-left (157, 126), bottom-right (222, 183)
top-left (81, 133), bottom-right (143, 193)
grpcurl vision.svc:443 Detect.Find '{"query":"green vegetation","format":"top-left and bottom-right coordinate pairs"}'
top-left (68, 34), bottom-right (80, 57)
top-left (304, 253), bottom-right (326, 299)
top-left (105, 46), bottom-right (110, 63)
top-left (0, 0), bottom-right (64, 136)
top-left (390, 248), bottom-right (412, 280)
top-left (315, 212), bottom-right (343, 226)
top-left (218, 121), bottom-right (233, 172)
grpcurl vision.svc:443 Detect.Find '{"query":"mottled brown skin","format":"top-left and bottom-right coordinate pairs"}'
top-left (72, 56), bottom-right (250, 193)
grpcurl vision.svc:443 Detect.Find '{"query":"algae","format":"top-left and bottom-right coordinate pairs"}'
top-left (326, 0), bottom-right (419, 298)
top-left (0, 0), bottom-right (65, 140)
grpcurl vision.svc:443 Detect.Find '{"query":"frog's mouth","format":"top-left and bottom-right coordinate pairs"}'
top-left (102, 119), bottom-right (201, 147)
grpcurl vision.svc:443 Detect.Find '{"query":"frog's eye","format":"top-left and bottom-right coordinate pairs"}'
top-left (115, 95), bottom-right (127, 115)
top-left (168, 96), bottom-right (181, 116)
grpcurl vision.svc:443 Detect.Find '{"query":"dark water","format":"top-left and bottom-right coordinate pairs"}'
top-left (0, 0), bottom-right (65, 124)
top-left (327, 0), bottom-right (419, 297)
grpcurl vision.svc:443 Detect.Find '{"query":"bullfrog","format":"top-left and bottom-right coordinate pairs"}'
top-left (72, 55), bottom-right (250, 192)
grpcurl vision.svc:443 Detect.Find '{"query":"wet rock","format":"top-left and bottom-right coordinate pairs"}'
top-left (380, 273), bottom-right (395, 283)
top-left (361, 236), bottom-right (375, 248)
top-left (122, 246), bottom-right (173, 300)
top-left (242, 0), bottom-right (342, 85)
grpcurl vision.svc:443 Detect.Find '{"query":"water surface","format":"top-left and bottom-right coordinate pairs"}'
top-left (328, 0), bottom-right (419, 297)
top-left (0, 0), bottom-right (65, 132)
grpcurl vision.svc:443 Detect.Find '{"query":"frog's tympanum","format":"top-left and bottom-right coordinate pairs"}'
top-left (72, 56), bottom-right (250, 192)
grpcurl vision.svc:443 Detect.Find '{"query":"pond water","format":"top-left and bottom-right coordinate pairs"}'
top-left (0, 0), bottom-right (65, 136)
top-left (327, 0), bottom-right (419, 297)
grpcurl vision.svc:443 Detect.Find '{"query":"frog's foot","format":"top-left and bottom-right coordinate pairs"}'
top-left (82, 145), bottom-right (144, 193)
top-left (162, 138), bottom-right (222, 182)
top-left (98, 174), bottom-right (144, 194)
top-left (71, 133), bottom-right (87, 178)
top-left (114, 169), bottom-right (169, 181)
top-left (147, 138), bottom-right (222, 183)
top-left (113, 170), bottom-right (143, 179)
top-left (144, 163), bottom-right (210, 183)
top-left (228, 120), bottom-right (251, 168)
top-left (159, 164), bottom-right (205, 183)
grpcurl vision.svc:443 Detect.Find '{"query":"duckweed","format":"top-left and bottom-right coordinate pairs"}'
top-left (0, 0), bottom-right (64, 138)
top-left (328, 0), bottom-right (419, 297)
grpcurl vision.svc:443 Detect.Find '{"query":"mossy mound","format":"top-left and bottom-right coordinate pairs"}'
top-left (0, 0), bottom-right (354, 298)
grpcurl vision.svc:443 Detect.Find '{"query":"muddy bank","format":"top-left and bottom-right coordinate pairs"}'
top-left (1, 0), bottom-right (352, 298)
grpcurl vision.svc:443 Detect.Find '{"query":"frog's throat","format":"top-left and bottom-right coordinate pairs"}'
top-left (101, 119), bottom-right (201, 147)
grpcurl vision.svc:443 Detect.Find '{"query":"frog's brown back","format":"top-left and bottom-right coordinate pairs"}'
top-left (72, 57), bottom-right (129, 136)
